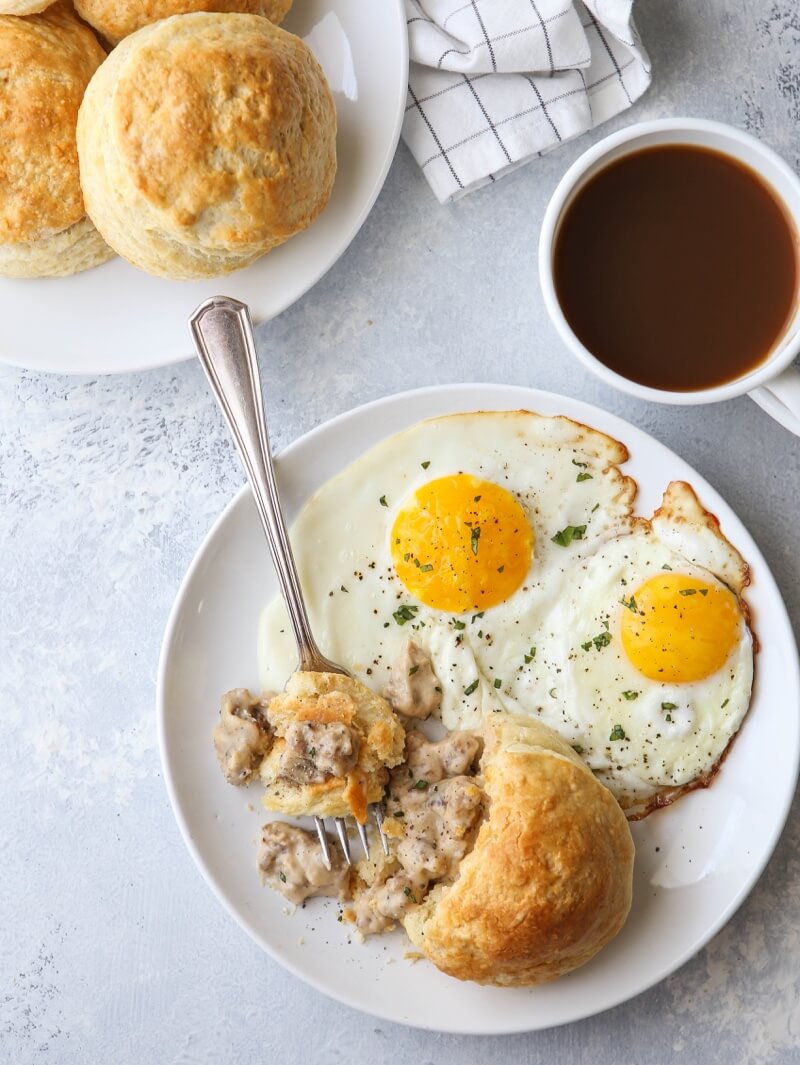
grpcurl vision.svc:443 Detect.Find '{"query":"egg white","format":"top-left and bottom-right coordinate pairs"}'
top-left (495, 529), bottom-right (753, 810)
top-left (258, 418), bottom-right (754, 817)
top-left (258, 411), bottom-right (634, 721)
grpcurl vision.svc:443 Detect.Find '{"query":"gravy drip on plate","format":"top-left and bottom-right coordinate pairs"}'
top-left (553, 144), bottom-right (799, 391)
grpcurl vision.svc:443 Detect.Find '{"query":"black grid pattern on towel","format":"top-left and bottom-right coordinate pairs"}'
top-left (403, 0), bottom-right (651, 201)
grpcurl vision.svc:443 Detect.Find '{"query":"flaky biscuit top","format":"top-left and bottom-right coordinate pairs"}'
top-left (0, 3), bottom-right (105, 244)
top-left (73, 0), bottom-right (292, 45)
top-left (105, 14), bottom-right (336, 252)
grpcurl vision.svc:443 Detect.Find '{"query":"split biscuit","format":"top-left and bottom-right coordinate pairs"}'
top-left (403, 716), bottom-right (635, 986)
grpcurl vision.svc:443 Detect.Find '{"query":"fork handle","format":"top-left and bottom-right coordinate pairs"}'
top-left (189, 296), bottom-right (346, 677)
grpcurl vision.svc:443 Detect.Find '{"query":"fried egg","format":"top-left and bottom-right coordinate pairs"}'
top-left (492, 482), bottom-right (753, 814)
top-left (259, 411), bottom-right (635, 723)
top-left (258, 413), bottom-right (755, 818)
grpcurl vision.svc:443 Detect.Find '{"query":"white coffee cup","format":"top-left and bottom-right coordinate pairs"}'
top-left (538, 118), bottom-right (800, 435)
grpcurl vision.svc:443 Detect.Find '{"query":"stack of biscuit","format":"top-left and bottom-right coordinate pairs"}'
top-left (0, 0), bottom-right (337, 280)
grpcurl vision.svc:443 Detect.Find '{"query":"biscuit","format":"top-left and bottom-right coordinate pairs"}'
top-left (260, 672), bottom-right (406, 823)
top-left (403, 716), bottom-right (635, 986)
top-left (77, 12), bottom-right (336, 279)
top-left (0, 1), bottom-right (54, 12)
top-left (0, 3), bottom-right (112, 278)
top-left (73, 0), bottom-right (292, 44)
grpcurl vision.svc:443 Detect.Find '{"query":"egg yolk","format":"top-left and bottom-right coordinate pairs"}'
top-left (620, 572), bottom-right (741, 683)
top-left (390, 473), bottom-right (533, 612)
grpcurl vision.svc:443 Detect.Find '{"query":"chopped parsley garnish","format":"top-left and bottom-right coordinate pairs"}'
top-left (472, 612), bottom-right (485, 622)
top-left (494, 678), bottom-right (502, 689)
top-left (549, 687), bottom-right (557, 698)
top-left (403, 887), bottom-right (418, 902)
top-left (621, 594), bottom-right (638, 613)
top-left (721, 698), bottom-right (730, 708)
top-left (622, 690), bottom-right (639, 701)
top-left (403, 552), bottom-right (411, 562)
top-left (679, 588), bottom-right (697, 596)
top-left (464, 679), bottom-right (479, 696)
top-left (572, 459), bottom-right (588, 468)
top-left (661, 702), bottom-right (677, 710)
top-left (340, 585), bottom-right (349, 593)
top-left (609, 724), bottom-right (627, 742)
top-left (699, 588), bottom-right (709, 596)
top-left (420, 563), bottom-right (433, 572)
top-left (591, 502), bottom-right (600, 512)
top-left (452, 619), bottom-right (466, 630)
top-left (551, 524), bottom-right (586, 547)
top-left (279, 871), bottom-right (287, 882)
top-left (497, 565), bottom-right (505, 573)
top-left (524, 646), bottom-right (536, 663)
top-left (393, 604), bottom-right (419, 625)
top-left (471, 526), bottom-right (481, 556)
top-left (379, 495), bottom-right (388, 507)
top-left (411, 779), bottom-right (429, 790)
top-left (408, 665), bottom-right (419, 676)
top-left (421, 460), bottom-right (431, 469)
top-left (662, 563), bottom-right (673, 570)
top-left (583, 630), bottom-right (612, 651)
top-left (474, 495), bottom-right (482, 502)
top-left (309, 748), bottom-right (316, 758)
top-left (576, 472), bottom-right (593, 482)
top-left (572, 744), bottom-right (584, 755)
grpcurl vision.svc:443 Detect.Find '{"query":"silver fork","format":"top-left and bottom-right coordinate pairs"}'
top-left (189, 295), bottom-right (389, 869)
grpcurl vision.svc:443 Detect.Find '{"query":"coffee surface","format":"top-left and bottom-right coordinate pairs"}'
top-left (553, 144), bottom-right (798, 391)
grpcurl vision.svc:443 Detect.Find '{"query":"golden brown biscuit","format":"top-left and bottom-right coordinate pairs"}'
top-left (0, 1), bottom-right (54, 12)
top-left (403, 716), bottom-right (634, 986)
top-left (74, 0), bottom-right (291, 44)
top-left (77, 12), bottom-right (337, 280)
top-left (0, 3), bottom-right (112, 278)
top-left (260, 672), bottom-right (406, 823)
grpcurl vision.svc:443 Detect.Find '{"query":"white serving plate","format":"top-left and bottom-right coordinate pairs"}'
top-left (157, 384), bottom-right (800, 1034)
top-left (0, 0), bottom-right (407, 375)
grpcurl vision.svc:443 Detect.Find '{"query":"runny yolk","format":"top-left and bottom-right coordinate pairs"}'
top-left (620, 572), bottom-right (741, 683)
top-left (390, 473), bottom-right (533, 613)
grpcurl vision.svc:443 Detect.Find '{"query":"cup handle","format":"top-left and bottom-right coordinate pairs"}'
top-left (750, 365), bottom-right (800, 436)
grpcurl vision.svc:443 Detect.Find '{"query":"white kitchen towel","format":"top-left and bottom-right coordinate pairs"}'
top-left (402, 0), bottom-right (652, 203)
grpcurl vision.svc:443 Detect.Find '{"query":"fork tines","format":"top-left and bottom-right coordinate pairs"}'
top-left (314, 804), bottom-right (388, 870)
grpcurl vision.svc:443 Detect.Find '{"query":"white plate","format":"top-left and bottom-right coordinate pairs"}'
top-left (157, 384), bottom-right (800, 1034)
top-left (0, 1), bottom-right (407, 376)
